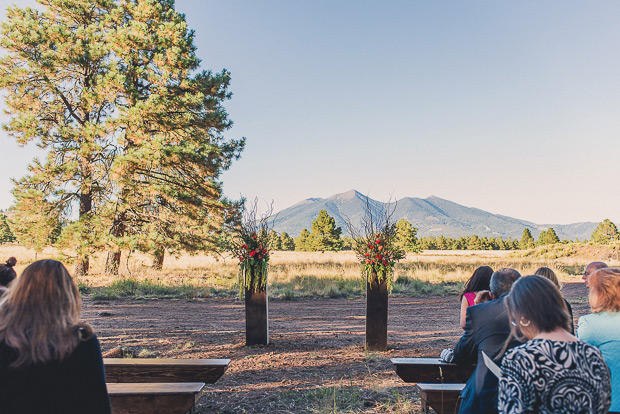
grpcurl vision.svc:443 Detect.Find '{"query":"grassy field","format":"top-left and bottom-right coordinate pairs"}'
top-left (1, 245), bottom-right (612, 300)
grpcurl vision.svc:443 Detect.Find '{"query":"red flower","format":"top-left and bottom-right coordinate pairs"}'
top-left (365, 259), bottom-right (370, 264)
top-left (376, 240), bottom-right (381, 244)
top-left (383, 260), bottom-right (387, 266)
top-left (252, 233), bottom-right (257, 239)
top-left (365, 253), bottom-right (370, 257)
top-left (249, 250), bottom-right (256, 257)
top-left (377, 254), bottom-right (382, 260)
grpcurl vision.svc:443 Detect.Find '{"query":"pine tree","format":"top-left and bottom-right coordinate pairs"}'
top-left (467, 235), bottom-right (482, 250)
top-left (310, 210), bottom-right (343, 252)
top-left (268, 230), bottom-right (282, 250)
top-left (0, 215), bottom-right (15, 244)
top-left (280, 232), bottom-right (295, 251)
top-left (295, 229), bottom-right (312, 251)
top-left (10, 190), bottom-right (62, 255)
top-left (519, 228), bottom-right (535, 250)
top-left (0, 0), bottom-right (243, 274)
top-left (538, 227), bottom-right (560, 246)
top-left (394, 219), bottom-right (420, 252)
top-left (591, 219), bottom-right (620, 244)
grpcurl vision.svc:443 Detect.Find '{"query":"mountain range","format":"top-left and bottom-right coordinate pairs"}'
top-left (271, 190), bottom-right (598, 241)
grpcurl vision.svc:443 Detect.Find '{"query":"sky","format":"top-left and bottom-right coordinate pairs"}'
top-left (1, 1), bottom-right (620, 225)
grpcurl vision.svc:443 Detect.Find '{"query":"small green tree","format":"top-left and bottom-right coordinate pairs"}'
top-left (310, 209), bottom-right (343, 252)
top-left (295, 229), bottom-right (312, 251)
top-left (519, 228), bottom-right (535, 250)
top-left (280, 232), bottom-right (295, 251)
top-left (268, 230), bottom-right (282, 250)
top-left (538, 228), bottom-right (560, 246)
top-left (0, 215), bottom-right (15, 243)
top-left (467, 235), bottom-right (482, 250)
top-left (591, 219), bottom-right (620, 244)
top-left (10, 190), bottom-right (62, 256)
top-left (394, 219), bottom-right (420, 253)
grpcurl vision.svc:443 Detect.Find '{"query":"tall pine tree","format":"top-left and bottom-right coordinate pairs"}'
top-left (310, 209), bottom-right (342, 252)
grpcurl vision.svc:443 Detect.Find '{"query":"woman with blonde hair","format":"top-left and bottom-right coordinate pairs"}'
top-left (0, 259), bottom-right (110, 413)
top-left (578, 267), bottom-right (620, 414)
top-left (534, 266), bottom-right (574, 333)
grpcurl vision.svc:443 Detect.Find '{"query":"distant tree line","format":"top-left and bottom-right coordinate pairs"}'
top-left (2, 208), bottom-right (619, 253)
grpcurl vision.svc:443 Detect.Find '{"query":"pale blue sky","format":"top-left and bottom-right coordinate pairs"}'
top-left (2, 1), bottom-right (620, 225)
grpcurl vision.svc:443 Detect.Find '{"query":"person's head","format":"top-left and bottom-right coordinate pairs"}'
top-left (588, 268), bottom-right (620, 313)
top-left (506, 275), bottom-right (571, 340)
top-left (5, 257), bottom-right (16, 267)
top-left (489, 268), bottom-right (521, 298)
top-left (583, 261), bottom-right (607, 287)
top-left (534, 267), bottom-right (560, 289)
top-left (460, 265), bottom-right (494, 299)
top-left (0, 259), bottom-right (92, 368)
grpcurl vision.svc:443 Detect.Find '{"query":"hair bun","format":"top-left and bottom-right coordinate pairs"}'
top-left (5, 257), bottom-right (16, 267)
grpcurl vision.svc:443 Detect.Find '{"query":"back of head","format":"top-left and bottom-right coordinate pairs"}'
top-left (588, 268), bottom-right (620, 313)
top-left (0, 259), bottom-right (92, 368)
top-left (534, 267), bottom-right (560, 289)
top-left (489, 268), bottom-right (521, 298)
top-left (506, 275), bottom-right (570, 335)
top-left (5, 257), bottom-right (16, 267)
top-left (460, 265), bottom-right (494, 299)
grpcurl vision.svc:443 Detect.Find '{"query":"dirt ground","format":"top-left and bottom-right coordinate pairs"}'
top-left (83, 280), bottom-right (590, 413)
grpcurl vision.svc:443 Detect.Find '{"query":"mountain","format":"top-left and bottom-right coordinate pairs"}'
top-left (271, 189), bottom-right (598, 241)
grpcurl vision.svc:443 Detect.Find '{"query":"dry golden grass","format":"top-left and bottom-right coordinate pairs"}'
top-left (1, 245), bottom-right (615, 299)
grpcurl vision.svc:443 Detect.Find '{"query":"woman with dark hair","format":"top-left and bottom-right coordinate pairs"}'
top-left (533, 266), bottom-right (574, 333)
top-left (0, 259), bottom-right (110, 413)
top-left (578, 268), bottom-right (620, 413)
top-left (0, 256), bottom-right (17, 287)
top-left (458, 265), bottom-right (493, 329)
top-left (498, 275), bottom-right (611, 414)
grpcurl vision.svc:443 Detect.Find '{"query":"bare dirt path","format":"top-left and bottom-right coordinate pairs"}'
top-left (83, 280), bottom-right (589, 413)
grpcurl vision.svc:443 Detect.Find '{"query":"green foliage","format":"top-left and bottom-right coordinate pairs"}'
top-left (0, 215), bottom-right (15, 244)
top-left (591, 219), bottom-right (620, 244)
top-left (520, 228), bottom-right (535, 249)
top-left (538, 227), bottom-right (560, 246)
top-left (0, 0), bottom-right (243, 274)
top-left (394, 219), bottom-right (420, 252)
top-left (268, 230), bottom-right (282, 250)
top-left (279, 232), bottom-right (295, 251)
top-left (295, 228), bottom-right (312, 251)
top-left (10, 191), bottom-right (62, 253)
top-left (310, 209), bottom-right (343, 251)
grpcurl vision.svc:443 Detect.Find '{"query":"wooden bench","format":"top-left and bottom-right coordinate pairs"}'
top-left (104, 358), bottom-right (230, 383)
top-left (107, 382), bottom-right (205, 414)
top-left (104, 358), bottom-right (230, 414)
top-left (416, 383), bottom-right (464, 414)
top-left (390, 357), bottom-right (474, 384)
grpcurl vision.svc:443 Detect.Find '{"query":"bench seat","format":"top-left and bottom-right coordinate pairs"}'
top-left (391, 357), bottom-right (474, 384)
top-left (104, 358), bottom-right (230, 383)
top-left (415, 383), bottom-right (464, 414)
top-left (107, 382), bottom-right (205, 414)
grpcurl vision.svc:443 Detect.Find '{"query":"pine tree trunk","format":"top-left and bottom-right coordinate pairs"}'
top-left (152, 252), bottom-right (165, 270)
top-left (105, 251), bottom-right (122, 274)
top-left (245, 285), bottom-right (269, 346)
top-left (366, 271), bottom-right (388, 351)
top-left (74, 256), bottom-right (89, 278)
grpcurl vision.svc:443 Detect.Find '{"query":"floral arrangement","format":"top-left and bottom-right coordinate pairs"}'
top-left (349, 199), bottom-right (405, 290)
top-left (227, 199), bottom-right (273, 297)
top-left (232, 230), bottom-right (270, 295)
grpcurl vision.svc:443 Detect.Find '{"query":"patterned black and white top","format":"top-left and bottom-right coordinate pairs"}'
top-left (498, 339), bottom-right (611, 414)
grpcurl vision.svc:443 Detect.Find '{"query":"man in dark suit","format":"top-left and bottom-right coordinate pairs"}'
top-left (441, 268), bottom-right (522, 414)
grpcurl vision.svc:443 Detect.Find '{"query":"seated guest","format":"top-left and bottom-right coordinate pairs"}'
top-left (499, 275), bottom-right (611, 414)
top-left (0, 260), bottom-right (110, 414)
top-left (583, 261), bottom-right (607, 288)
top-left (459, 265), bottom-right (494, 329)
top-left (534, 266), bottom-right (574, 333)
top-left (442, 268), bottom-right (522, 414)
top-left (0, 256), bottom-right (17, 287)
top-left (578, 268), bottom-right (620, 413)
